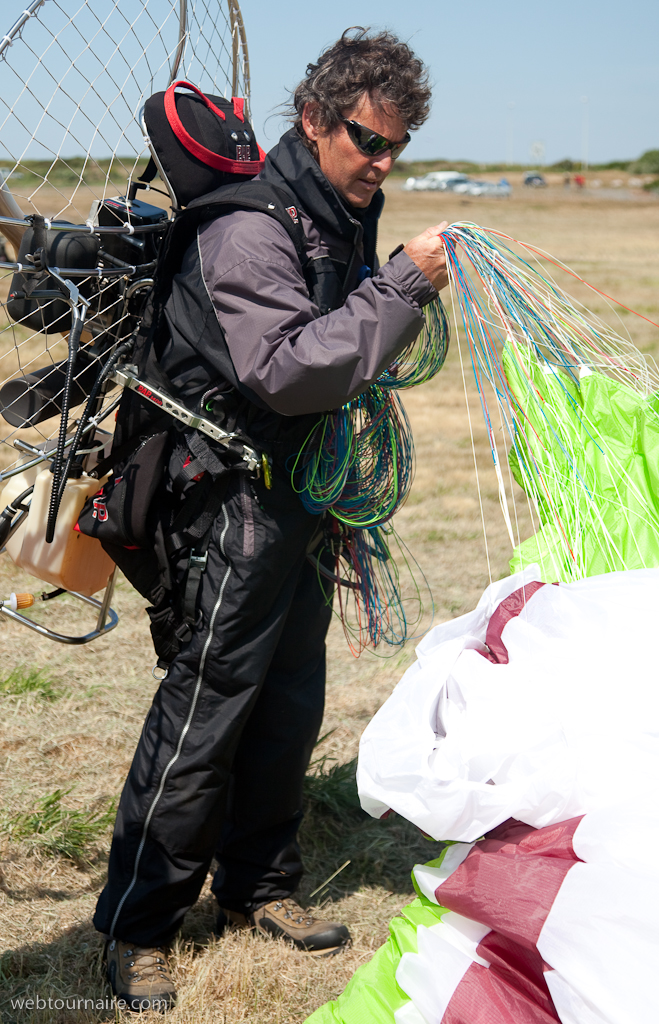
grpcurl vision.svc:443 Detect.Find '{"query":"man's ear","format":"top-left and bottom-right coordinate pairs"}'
top-left (301, 102), bottom-right (321, 141)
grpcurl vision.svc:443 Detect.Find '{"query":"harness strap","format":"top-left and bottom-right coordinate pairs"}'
top-left (136, 155), bottom-right (158, 187)
top-left (176, 549), bottom-right (208, 638)
top-left (172, 457), bottom-right (206, 496)
top-left (174, 472), bottom-right (233, 639)
top-left (165, 474), bottom-right (213, 555)
top-left (184, 180), bottom-right (309, 270)
top-left (166, 466), bottom-right (235, 552)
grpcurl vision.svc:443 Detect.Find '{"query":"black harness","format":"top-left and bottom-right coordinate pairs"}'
top-left (79, 179), bottom-right (349, 666)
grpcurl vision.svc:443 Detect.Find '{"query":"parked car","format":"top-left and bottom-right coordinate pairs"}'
top-left (402, 171), bottom-right (470, 192)
top-left (523, 171), bottom-right (547, 188)
top-left (452, 177), bottom-right (512, 198)
top-left (403, 171), bottom-right (511, 197)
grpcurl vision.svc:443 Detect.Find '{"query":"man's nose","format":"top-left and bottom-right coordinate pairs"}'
top-left (371, 151), bottom-right (395, 176)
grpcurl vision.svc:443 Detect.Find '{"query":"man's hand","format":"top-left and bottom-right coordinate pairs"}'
top-left (404, 222), bottom-right (449, 291)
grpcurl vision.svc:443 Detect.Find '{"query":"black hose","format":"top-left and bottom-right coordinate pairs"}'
top-left (56, 338), bottom-right (133, 508)
top-left (45, 311), bottom-right (84, 543)
top-left (0, 484), bottom-right (34, 547)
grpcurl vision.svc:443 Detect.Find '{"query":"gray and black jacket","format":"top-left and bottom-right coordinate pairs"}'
top-left (160, 128), bottom-right (437, 428)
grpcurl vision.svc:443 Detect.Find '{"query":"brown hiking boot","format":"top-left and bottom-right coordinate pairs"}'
top-left (105, 938), bottom-right (176, 1012)
top-left (216, 898), bottom-right (351, 956)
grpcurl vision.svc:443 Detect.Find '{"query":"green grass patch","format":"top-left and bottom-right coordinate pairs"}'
top-left (300, 757), bottom-right (442, 901)
top-left (1, 788), bottom-right (115, 864)
top-left (0, 666), bottom-right (60, 701)
top-left (304, 756), bottom-right (362, 816)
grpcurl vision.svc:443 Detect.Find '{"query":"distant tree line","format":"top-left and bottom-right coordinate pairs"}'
top-left (548, 150), bottom-right (659, 174)
top-left (392, 149), bottom-right (659, 180)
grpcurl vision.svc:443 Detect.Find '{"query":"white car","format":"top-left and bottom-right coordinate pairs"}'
top-left (452, 178), bottom-right (512, 198)
top-left (402, 171), bottom-right (470, 192)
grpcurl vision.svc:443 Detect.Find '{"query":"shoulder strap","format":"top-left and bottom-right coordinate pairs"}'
top-left (148, 178), bottom-right (311, 331)
top-left (185, 179), bottom-right (308, 267)
top-left (186, 180), bottom-right (345, 313)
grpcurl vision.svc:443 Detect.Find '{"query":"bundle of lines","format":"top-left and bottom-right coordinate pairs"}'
top-left (294, 298), bottom-right (449, 653)
top-left (442, 222), bottom-right (659, 583)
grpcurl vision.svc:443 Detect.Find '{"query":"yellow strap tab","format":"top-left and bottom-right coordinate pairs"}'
top-left (262, 453), bottom-right (272, 490)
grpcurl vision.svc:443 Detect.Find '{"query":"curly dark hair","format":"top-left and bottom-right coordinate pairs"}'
top-left (290, 27), bottom-right (431, 154)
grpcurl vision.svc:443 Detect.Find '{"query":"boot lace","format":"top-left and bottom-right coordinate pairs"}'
top-left (276, 898), bottom-right (314, 926)
top-left (122, 946), bottom-right (171, 983)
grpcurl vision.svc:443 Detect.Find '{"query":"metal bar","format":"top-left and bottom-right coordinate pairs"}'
top-left (13, 439), bottom-right (52, 457)
top-left (95, 565), bottom-right (117, 632)
top-left (230, 0), bottom-right (251, 119)
top-left (229, 0), bottom-right (239, 97)
top-left (112, 368), bottom-right (233, 443)
top-left (14, 438), bottom-right (101, 460)
top-left (0, 261), bottom-right (141, 278)
top-left (0, 393), bottom-right (123, 483)
top-left (111, 366), bottom-right (260, 471)
top-left (2, 504), bottom-right (30, 547)
top-left (125, 277), bottom-right (154, 300)
top-left (0, 215), bottom-right (166, 235)
top-left (0, 0), bottom-right (45, 60)
top-left (0, 453), bottom-right (55, 482)
top-left (169, 0), bottom-right (187, 85)
top-left (0, 590), bottom-right (119, 645)
top-left (0, 175), bottom-right (27, 250)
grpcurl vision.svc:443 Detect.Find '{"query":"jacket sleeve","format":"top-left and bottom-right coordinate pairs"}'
top-left (197, 210), bottom-right (438, 416)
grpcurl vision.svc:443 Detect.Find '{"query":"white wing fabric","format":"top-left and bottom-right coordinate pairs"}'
top-left (352, 567), bottom-right (659, 1024)
top-left (358, 566), bottom-right (659, 842)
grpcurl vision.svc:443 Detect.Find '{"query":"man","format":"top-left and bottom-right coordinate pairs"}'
top-left (95, 27), bottom-right (448, 1011)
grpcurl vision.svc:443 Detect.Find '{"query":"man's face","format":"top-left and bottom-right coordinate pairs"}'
top-left (302, 92), bottom-right (407, 209)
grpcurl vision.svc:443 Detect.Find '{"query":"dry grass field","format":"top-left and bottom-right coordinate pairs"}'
top-left (0, 179), bottom-right (658, 1023)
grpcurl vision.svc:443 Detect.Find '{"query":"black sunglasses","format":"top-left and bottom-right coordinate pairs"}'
top-left (339, 117), bottom-right (410, 160)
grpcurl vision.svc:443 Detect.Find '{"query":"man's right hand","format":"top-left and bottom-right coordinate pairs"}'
top-left (404, 222), bottom-right (449, 292)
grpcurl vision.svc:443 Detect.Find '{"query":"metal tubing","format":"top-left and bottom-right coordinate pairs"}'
top-left (0, 177), bottom-right (27, 250)
top-left (95, 564), bottom-right (117, 631)
top-left (0, 0), bottom-right (46, 59)
top-left (0, 393), bottom-right (122, 483)
top-left (169, 0), bottom-right (187, 85)
top-left (0, 261), bottom-right (141, 278)
top-left (125, 277), bottom-right (154, 300)
top-left (0, 215), bottom-right (166, 235)
top-left (0, 586), bottom-right (119, 645)
top-left (228, 0), bottom-right (251, 119)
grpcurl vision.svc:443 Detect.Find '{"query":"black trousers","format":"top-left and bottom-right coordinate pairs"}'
top-left (94, 471), bottom-right (331, 946)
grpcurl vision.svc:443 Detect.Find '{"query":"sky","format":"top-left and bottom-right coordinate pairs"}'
top-left (245, 0), bottom-right (658, 165)
top-left (1, 0), bottom-right (657, 166)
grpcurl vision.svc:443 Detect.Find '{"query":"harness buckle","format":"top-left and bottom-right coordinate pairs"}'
top-left (242, 445), bottom-right (260, 473)
top-left (189, 551), bottom-right (208, 571)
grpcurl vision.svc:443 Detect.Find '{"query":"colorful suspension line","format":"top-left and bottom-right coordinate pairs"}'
top-left (292, 386), bottom-right (414, 528)
top-left (309, 519), bottom-right (431, 657)
top-left (441, 221), bottom-right (659, 583)
top-left (292, 296), bottom-right (449, 651)
top-left (292, 297), bottom-right (449, 527)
